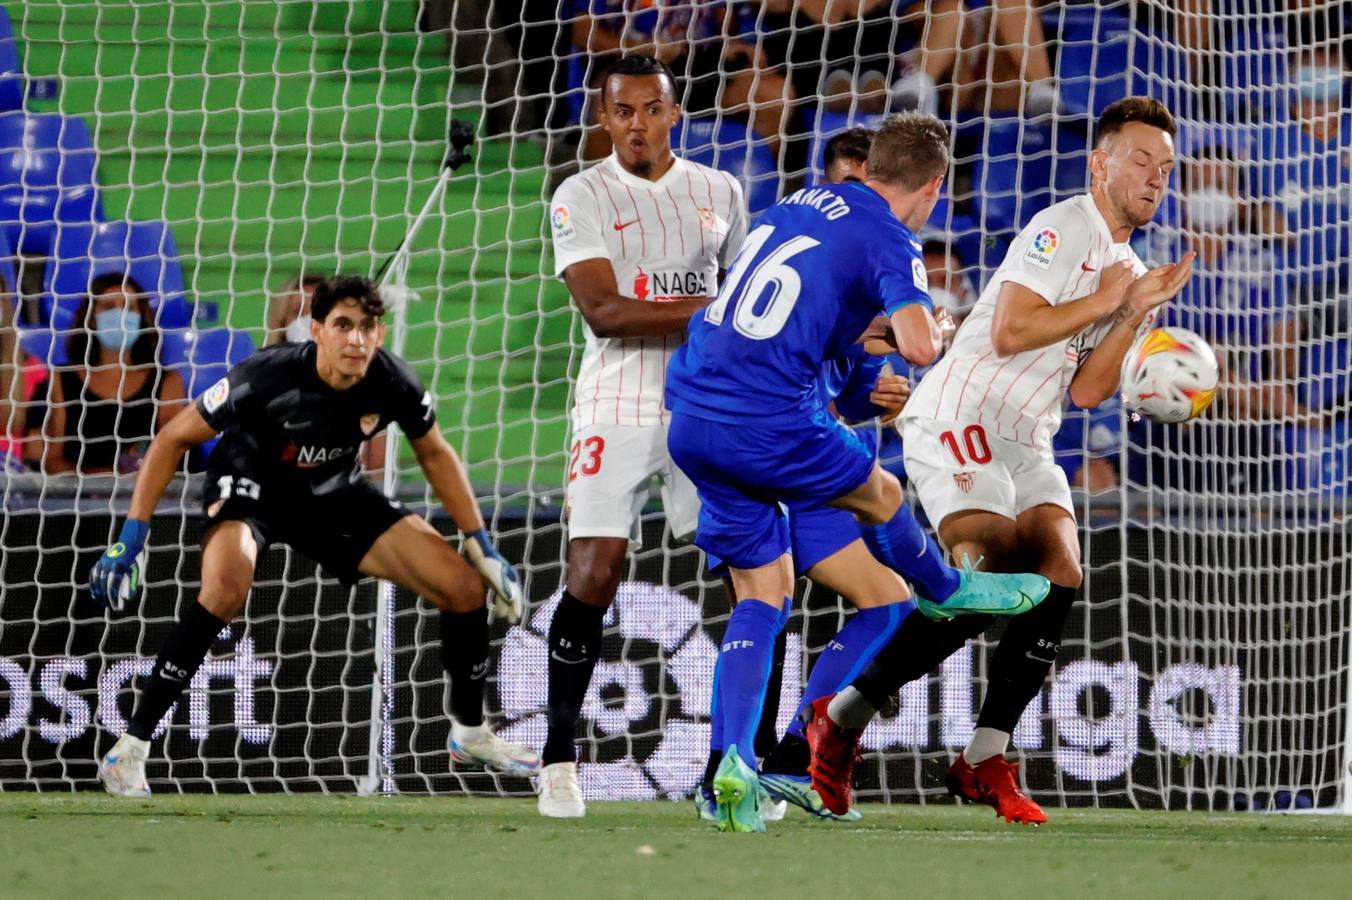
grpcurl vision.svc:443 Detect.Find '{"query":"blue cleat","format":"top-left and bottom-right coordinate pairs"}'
top-left (915, 555), bottom-right (1050, 621)
top-left (761, 772), bottom-right (862, 822)
top-left (711, 745), bottom-right (765, 833)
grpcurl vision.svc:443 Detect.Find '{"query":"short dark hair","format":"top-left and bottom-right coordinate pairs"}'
top-left (601, 54), bottom-right (677, 104)
top-left (824, 127), bottom-right (874, 177)
top-left (1094, 97), bottom-right (1177, 148)
top-left (311, 275), bottom-right (386, 322)
top-left (866, 112), bottom-right (950, 191)
top-left (68, 272), bottom-right (160, 367)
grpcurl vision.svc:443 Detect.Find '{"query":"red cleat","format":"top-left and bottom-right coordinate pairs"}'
top-left (948, 753), bottom-right (1047, 825)
top-left (805, 695), bottom-right (861, 816)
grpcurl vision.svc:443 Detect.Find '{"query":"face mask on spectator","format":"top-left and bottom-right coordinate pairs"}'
top-left (1296, 66), bottom-right (1344, 103)
top-left (94, 308), bottom-right (141, 351)
top-left (285, 315), bottom-right (313, 343)
top-left (1184, 187), bottom-right (1237, 232)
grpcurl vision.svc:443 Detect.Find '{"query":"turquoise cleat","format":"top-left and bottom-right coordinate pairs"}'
top-left (711, 745), bottom-right (765, 833)
top-left (915, 555), bottom-right (1050, 621)
top-left (760, 772), bottom-right (862, 822)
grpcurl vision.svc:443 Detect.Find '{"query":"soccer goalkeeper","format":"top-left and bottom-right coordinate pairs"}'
top-left (90, 274), bottom-right (540, 796)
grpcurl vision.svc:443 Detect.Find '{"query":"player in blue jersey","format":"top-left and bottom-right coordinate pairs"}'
top-left (665, 113), bottom-right (1051, 831)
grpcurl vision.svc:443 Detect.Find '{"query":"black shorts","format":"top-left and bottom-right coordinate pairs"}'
top-left (201, 473), bottom-right (411, 586)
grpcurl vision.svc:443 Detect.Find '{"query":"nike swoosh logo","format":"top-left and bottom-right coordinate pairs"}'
top-left (1081, 263), bottom-right (1097, 272)
top-left (613, 220), bottom-right (639, 231)
top-left (283, 420), bottom-right (312, 431)
top-left (550, 651), bottom-right (589, 665)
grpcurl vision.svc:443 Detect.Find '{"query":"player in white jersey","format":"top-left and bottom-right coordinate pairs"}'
top-left (537, 55), bottom-right (747, 818)
top-left (810, 97), bottom-right (1197, 824)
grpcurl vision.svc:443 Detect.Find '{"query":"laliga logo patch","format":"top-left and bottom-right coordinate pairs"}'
top-left (1025, 227), bottom-right (1059, 270)
top-left (911, 257), bottom-right (929, 293)
top-left (359, 413), bottom-right (381, 437)
top-left (202, 378), bottom-right (229, 414)
top-left (551, 204), bottom-right (575, 238)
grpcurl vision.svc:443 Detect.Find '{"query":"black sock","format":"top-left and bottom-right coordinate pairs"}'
top-left (128, 601), bottom-right (228, 741)
top-left (440, 608), bottom-right (489, 727)
top-left (977, 583), bottom-right (1078, 732)
top-left (762, 732), bottom-right (810, 777)
top-left (753, 626), bottom-right (788, 761)
top-left (541, 591), bottom-right (606, 766)
top-left (853, 611), bottom-right (992, 711)
top-left (700, 749), bottom-right (723, 795)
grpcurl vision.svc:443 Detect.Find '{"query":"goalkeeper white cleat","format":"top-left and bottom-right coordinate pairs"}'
top-left (99, 734), bottom-right (151, 798)
top-left (536, 761), bottom-right (586, 818)
top-left (448, 723), bottom-right (541, 776)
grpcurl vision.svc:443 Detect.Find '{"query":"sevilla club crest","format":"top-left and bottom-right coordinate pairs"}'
top-left (360, 413), bottom-right (381, 437)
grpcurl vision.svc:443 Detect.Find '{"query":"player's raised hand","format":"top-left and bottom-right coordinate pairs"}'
top-left (934, 307), bottom-right (957, 351)
top-left (1097, 259), bottom-right (1136, 313)
top-left (89, 519), bottom-right (150, 612)
top-left (463, 529), bottom-right (524, 625)
top-left (1125, 251), bottom-right (1196, 316)
top-left (869, 374), bottom-right (911, 423)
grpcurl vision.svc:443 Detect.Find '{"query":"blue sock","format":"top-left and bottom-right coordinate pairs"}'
top-left (716, 598), bottom-right (783, 760)
top-left (709, 598), bottom-right (793, 758)
top-left (785, 603), bottom-right (911, 739)
top-left (862, 503), bottom-right (961, 603)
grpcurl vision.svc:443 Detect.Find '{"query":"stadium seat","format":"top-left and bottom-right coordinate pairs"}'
top-left (1047, 5), bottom-right (1189, 120)
top-left (670, 115), bottom-right (778, 217)
top-left (44, 219), bottom-right (190, 327)
top-left (960, 117), bottom-right (1055, 233)
top-left (0, 4), bottom-right (21, 112)
top-left (0, 111), bottom-right (105, 256)
top-left (173, 326), bottom-right (255, 398)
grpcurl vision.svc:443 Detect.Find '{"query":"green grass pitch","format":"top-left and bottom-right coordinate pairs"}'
top-left (5, 796), bottom-right (1352, 898)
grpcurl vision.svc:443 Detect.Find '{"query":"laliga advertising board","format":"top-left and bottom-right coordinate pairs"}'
top-left (0, 512), bottom-right (1339, 808)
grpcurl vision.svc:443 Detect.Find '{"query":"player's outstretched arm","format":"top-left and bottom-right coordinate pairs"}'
top-left (563, 258), bottom-right (710, 338)
top-left (89, 406), bottom-right (219, 611)
top-left (409, 428), bottom-right (523, 624)
top-left (1069, 252), bottom-right (1195, 409)
top-left (888, 305), bottom-right (943, 366)
top-left (991, 260), bottom-right (1135, 356)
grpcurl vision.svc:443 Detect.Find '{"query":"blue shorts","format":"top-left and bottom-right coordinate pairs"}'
top-left (668, 408), bottom-right (876, 571)
top-left (705, 503), bottom-right (862, 580)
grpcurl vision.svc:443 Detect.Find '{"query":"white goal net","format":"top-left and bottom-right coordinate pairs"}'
top-left (1, 0), bottom-right (1349, 813)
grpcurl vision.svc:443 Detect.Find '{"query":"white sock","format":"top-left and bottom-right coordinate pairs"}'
top-left (826, 687), bottom-right (877, 731)
top-left (964, 727), bottom-right (1010, 765)
top-left (451, 720), bottom-right (488, 744)
top-left (890, 68), bottom-right (938, 117)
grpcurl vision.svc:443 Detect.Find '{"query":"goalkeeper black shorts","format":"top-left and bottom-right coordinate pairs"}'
top-left (201, 472), bottom-right (411, 586)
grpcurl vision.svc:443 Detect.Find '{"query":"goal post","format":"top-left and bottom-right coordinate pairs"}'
top-left (1, 0), bottom-right (1349, 814)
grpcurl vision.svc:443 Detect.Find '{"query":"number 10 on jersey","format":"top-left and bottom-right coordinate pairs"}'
top-left (704, 224), bottom-right (820, 340)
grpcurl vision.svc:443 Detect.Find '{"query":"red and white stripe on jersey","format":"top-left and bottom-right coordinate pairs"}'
top-left (550, 153), bottom-right (748, 428)
top-left (905, 194), bottom-right (1149, 450)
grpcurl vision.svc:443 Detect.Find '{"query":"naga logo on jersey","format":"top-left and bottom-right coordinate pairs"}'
top-left (202, 377), bottom-right (229, 414)
top-left (635, 269), bottom-right (708, 301)
top-left (359, 413), bottom-right (381, 437)
top-left (551, 204), bottom-right (575, 239)
top-left (282, 440), bottom-right (355, 468)
top-left (1025, 227), bottom-right (1060, 270)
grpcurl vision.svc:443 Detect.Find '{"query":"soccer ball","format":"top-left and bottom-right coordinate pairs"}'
top-left (1120, 327), bottom-right (1219, 423)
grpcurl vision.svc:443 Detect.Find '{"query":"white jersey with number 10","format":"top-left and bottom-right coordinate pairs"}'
top-left (904, 193), bottom-right (1150, 451)
top-left (550, 152), bottom-right (747, 429)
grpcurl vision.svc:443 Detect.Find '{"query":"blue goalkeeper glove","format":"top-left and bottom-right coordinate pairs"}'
top-left (89, 519), bottom-right (150, 612)
top-left (462, 529), bottom-right (524, 625)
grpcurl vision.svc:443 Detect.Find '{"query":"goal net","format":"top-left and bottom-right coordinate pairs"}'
top-left (1, 0), bottom-right (1349, 813)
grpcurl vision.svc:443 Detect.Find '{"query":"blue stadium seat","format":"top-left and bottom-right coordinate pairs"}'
top-left (44, 219), bottom-right (190, 327)
top-left (0, 111), bottom-right (104, 255)
top-left (1047, 5), bottom-right (1189, 119)
top-left (0, 4), bottom-right (21, 112)
top-left (670, 116), bottom-right (778, 217)
top-left (961, 117), bottom-right (1055, 233)
top-left (174, 327), bottom-right (255, 398)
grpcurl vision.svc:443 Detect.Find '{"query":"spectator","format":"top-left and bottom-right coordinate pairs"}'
top-left (949, 0), bottom-right (1062, 116)
top-left (572, 1), bottom-right (794, 161)
top-left (921, 238), bottom-right (977, 321)
top-left (264, 273), bottom-right (324, 347)
top-left (37, 273), bottom-right (187, 475)
top-left (821, 125), bottom-right (872, 182)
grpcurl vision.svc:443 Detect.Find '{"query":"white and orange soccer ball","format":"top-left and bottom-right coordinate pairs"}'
top-left (1121, 327), bottom-right (1220, 423)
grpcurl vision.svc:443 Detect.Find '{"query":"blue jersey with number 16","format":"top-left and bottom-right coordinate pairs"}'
top-left (665, 181), bottom-right (932, 427)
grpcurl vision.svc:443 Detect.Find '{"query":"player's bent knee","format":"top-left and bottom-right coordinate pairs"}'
top-left (198, 576), bottom-right (250, 621)
top-left (1043, 560), bottom-right (1083, 589)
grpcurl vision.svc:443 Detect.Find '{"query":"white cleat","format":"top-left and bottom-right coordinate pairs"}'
top-left (536, 761), bottom-right (586, 818)
top-left (448, 724), bottom-right (541, 776)
top-left (760, 794), bottom-right (788, 822)
top-left (99, 734), bottom-right (151, 797)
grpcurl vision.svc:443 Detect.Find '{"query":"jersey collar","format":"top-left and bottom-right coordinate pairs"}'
top-left (605, 151), bottom-right (686, 191)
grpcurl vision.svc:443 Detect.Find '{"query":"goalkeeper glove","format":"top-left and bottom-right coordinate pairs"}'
top-left (462, 529), bottom-right (524, 625)
top-left (89, 519), bottom-right (150, 612)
